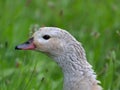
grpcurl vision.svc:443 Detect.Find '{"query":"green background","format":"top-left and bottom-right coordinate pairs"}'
top-left (0, 0), bottom-right (120, 90)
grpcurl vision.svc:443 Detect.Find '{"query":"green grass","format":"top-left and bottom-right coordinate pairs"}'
top-left (0, 0), bottom-right (120, 90)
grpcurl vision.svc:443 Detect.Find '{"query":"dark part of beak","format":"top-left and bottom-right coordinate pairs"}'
top-left (15, 37), bottom-right (36, 50)
top-left (15, 46), bottom-right (22, 50)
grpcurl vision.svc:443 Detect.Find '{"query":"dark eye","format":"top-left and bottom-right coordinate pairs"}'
top-left (42, 35), bottom-right (51, 40)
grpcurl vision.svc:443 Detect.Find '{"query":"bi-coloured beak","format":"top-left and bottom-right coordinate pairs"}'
top-left (15, 37), bottom-right (36, 50)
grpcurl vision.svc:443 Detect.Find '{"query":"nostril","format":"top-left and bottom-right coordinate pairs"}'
top-left (25, 41), bottom-right (30, 44)
top-left (25, 37), bottom-right (34, 44)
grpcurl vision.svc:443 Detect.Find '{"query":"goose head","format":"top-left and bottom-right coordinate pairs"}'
top-left (15, 27), bottom-right (102, 90)
top-left (15, 27), bottom-right (79, 58)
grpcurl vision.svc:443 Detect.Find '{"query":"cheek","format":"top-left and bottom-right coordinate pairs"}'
top-left (34, 40), bottom-right (47, 52)
top-left (33, 38), bottom-right (63, 55)
top-left (49, 39), bottom-right (63, 51)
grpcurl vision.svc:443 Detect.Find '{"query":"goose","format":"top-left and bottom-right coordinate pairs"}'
top-left (15, 27), bottom-right (102, 90)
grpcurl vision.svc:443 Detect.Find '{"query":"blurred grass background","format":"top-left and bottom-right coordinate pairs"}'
top-left (0, 0), bottom-right (120, 90)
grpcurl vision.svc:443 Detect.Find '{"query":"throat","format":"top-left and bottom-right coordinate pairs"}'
top-left (53, 53), bottom-right (98, 90)
top-left (53, 52), bottom-right (94, 76)
top-left (51, 43), bottom-right (101, 90)
top-left (62, 61), bottom-right (97, 90)
top-left (61, 59), bottom-right (97, 90)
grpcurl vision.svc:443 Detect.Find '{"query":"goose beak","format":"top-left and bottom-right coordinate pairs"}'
top-left (15, 37), bottom-right (36, 50)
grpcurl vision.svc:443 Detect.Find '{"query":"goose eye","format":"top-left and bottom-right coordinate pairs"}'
top-left (42, 35), bottom-right (51, 40)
